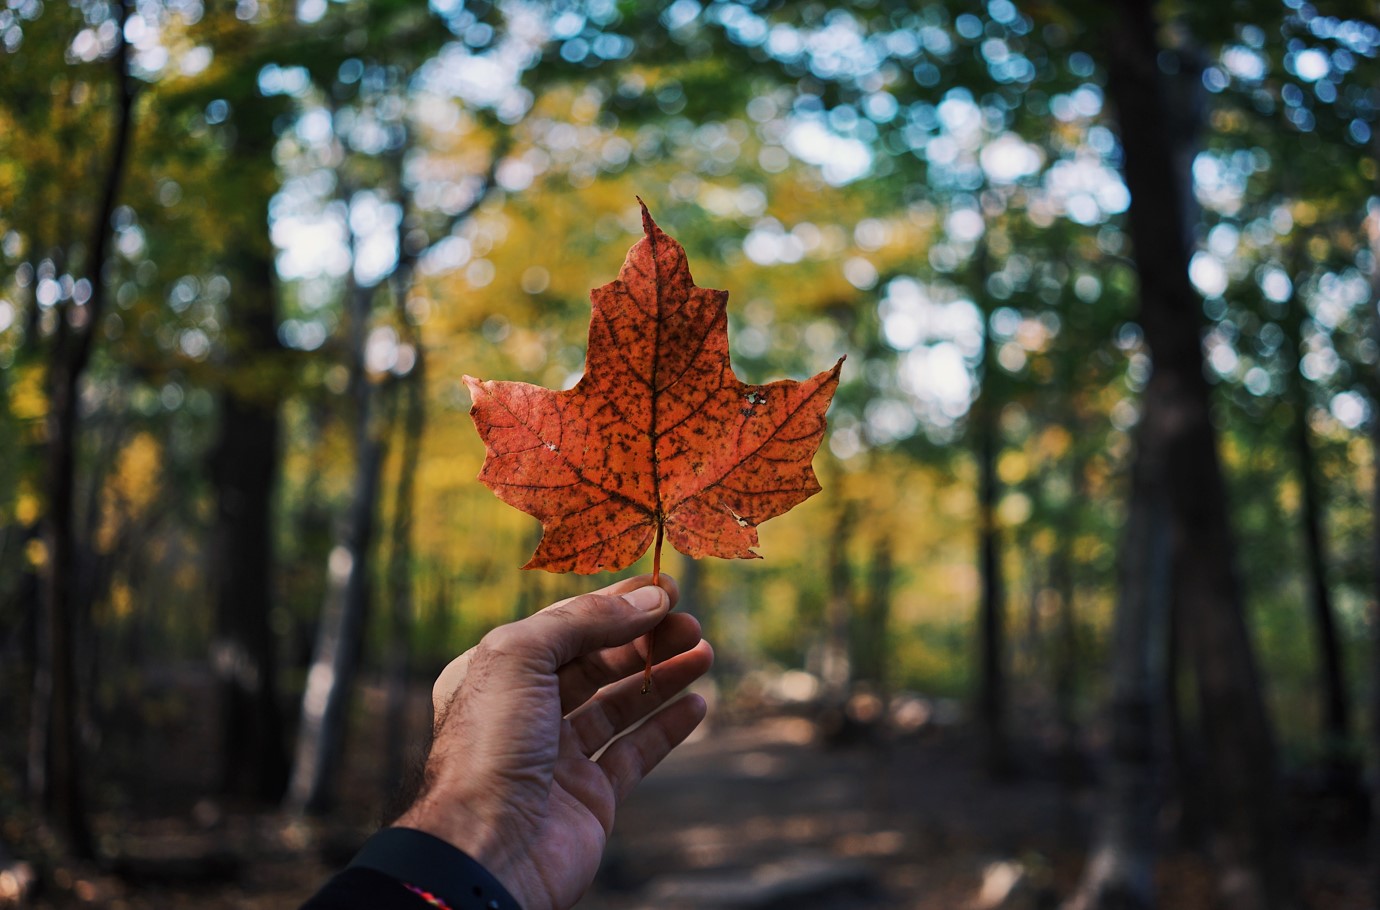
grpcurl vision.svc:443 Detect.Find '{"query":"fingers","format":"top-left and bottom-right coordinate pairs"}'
top-left (598, 692), bottom-right (707, 802)
top-left (548, 572), bottom-right (680, 612)
top-left (432, 609), bottom-right (698, 716)
top-left (567, 640), bottom-right (714, 757)
top-left (514, 586), bottom-right (667, 671)
top-left (430, 574), bottom-right (681, 710)
top-left (557, 612), bottom-right (702, 713)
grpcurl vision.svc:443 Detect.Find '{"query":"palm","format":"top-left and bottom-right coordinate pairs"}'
top-left (397, 576), bottom-right (713, 910)
top-left (480, 689), bottom-right (621, 910)
top-left (525, 739), bottom-right (621, 909)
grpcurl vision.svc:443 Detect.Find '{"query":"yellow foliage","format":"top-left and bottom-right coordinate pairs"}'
top-left (97, 433), bottom-right (164, 553)
top-left (25, 537), bottom-right (47, 568)
top-left (9, 366), bottom-right (47, 422)
top-left (15, 491), bottom-right (39, 526)
top-left (110, 433), bottom-right (163, 513)
top-left (998, 491), bottom-right (1032, 527)
top-left (1220, 433), bottom-right (1242, 470)
top-left (997, 450), bottom-right (1029, 485)
top-left (1292, 200), bottom-right (1319, 227)
top-left (174, 562), bottom-right (201, 596)
top-left (1039, 425), bottom-right (1072, 460)
top-left (1348, 438), bottom-right (1372, 469)
top-left (1276, 478), bottom-right (1301, 515)
top-left (1209, 109), bottom-right (1247, 134)
top-left (1073, 533), bottom-right (1110, 566)
top-left (941, 483), bottom-right (977, 517)
top-left (753, 576), bottom-right (804, 652)
top-left (891, 632), bottom-right (971, 689)
top-left (110, 580), bottom-right (134, 620)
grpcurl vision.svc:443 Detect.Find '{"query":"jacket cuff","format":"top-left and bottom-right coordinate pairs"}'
top-left (350, 827), bottom-right (522, 910)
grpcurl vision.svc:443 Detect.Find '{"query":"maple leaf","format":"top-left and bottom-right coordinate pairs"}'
top-left (465, 200), bottom-right (843, 576)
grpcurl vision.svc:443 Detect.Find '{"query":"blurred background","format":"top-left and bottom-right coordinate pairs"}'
top-left (2, 0), bottom-right (1379, 907)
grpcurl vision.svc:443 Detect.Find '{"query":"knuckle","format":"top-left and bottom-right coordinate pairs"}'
top-left (542, 594), bottom-right (617, 631)
top-left (571, 592), bottom-right (622, 618)
top-left (479, 622), bottom-right (521, 655)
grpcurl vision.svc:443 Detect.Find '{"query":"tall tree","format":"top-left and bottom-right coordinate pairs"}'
top-left (205, 67), bottom-right (292, 802)
top-left (207, 251), bottom-right (289, 802)
top-left (974, 393), bottom-right (1009, 776)
top-left (1280, 241), bottom-right (1352, 782)
top-left (30, 0), bottom-right (135, 858)
top-left (286, 192), bottom-right (391, 813)
top-left (821, 481), bottom-right (856, 703)
top-left (972, 235), bottom-right (1011, 779)
top-left (286, 13), bottom-right (507, 803)
top-left (1367, 130), bottom-right (1380, 910)
top-left (1102, 1), bottom-right (1294, 906)
top-left (380, 335), bottom-right (425, 799)
top-left (855, 525), bottom-right (894, 690)
top-left (138, 1), bottom-right (337, 805)
top-left (381, 156), bottom-right (428, 800)
top-left (1068, 434), bottom-right (1171, 910)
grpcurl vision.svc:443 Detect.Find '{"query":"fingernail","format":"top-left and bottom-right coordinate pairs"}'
top-left (623, 586), bottom-right (665, 612)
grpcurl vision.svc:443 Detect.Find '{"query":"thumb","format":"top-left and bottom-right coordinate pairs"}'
top-left (497, 584), bottom-right (670, 673)
top-left (432, 580), bottom-right (677, 708)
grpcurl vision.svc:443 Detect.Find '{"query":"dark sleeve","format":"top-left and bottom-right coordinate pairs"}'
top-left (300, 827), bottom-right (522, 910)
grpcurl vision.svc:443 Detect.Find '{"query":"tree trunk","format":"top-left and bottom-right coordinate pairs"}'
top-left (976, 402), bottom-right (1010, 777)
top-left (29, 1), bottom-right (134, 858)
top-left (1373, 372), bottom-right (1380, 910)
top-left (674, 553), bottom-right (704, 674)
top-left (676, 554), bottom-right (703, 619)
top-left (209, 234), bottom-right (288, 802)
top-left (206, 41), bottom-right (296, 804)
top-left (1280, 331), bottom-right (1346, 773)
top-left (822, 491), bottom-right (855, 701)
top-left (1364, 142), bottom-right (1380, 910)
top-left (286, 277), bottom-right (388, 815)
top-left (285, 97), bottom-right (498, 816)
top-left (1067, 432), bottom-right (1172, 910)
top-left (1104, 2), bottom-right (1294, 906)
top-left (516, 522), bottom-right (544, 620)
top-left (1281, 283), bottom-right (1352, 780)
top-left (210, 392), bottom-right (288, 802)
top-left (971, 227), bottom-right (1010, 779)
top-left (1019, 550), bottom-right (1043, 679)
top-left (1052, 438), bottom-right (1084, 845)
top-left (1162, 591), bottom-right (1207, 850)
top-left (35, 359), bottom-right (94, 859)
top-left (382, 340), bottom-right (425, 800)
top-left (857, 533), bottom-right (892, 688)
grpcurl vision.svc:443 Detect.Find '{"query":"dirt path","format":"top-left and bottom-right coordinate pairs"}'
top-left (583, 714), bottom-right (1074, 909)
top-left (581, 711), bottom-right (1366, 910)
top-left (16, 699), bottom-right (1370, 909)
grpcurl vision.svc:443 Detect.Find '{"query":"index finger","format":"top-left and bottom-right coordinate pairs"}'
top-left (546, 572), bottom-right (679, 612)
top-left (425, 574), bottom-right (678, 707)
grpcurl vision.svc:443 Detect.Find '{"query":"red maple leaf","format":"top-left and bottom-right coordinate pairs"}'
top-left (465, 200), bottom-right (843, 576)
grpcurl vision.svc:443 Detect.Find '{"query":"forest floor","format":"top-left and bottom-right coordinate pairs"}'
top-left (5, 670), bottom-right (1372, 909)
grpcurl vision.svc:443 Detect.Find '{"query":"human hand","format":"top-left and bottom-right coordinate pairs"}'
top-left (393, 574), bottom-right (713, 910)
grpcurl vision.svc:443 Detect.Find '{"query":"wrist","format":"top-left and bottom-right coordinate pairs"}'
top-left (394, 795), bottom-right (506, 872)
top-left (397, 784), bottom-right (540, 905)
top-left (349, 827), bottom-right (521, 910)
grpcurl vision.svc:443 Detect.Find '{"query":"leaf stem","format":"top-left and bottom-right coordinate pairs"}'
top-left (652, 519), bottom-right (663, 586)
top-left (642, 520), bottom-right (664, 694)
